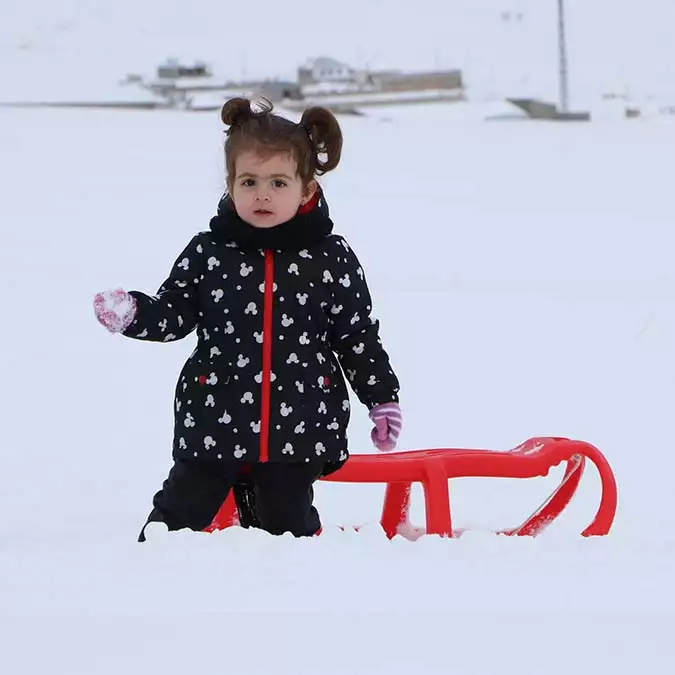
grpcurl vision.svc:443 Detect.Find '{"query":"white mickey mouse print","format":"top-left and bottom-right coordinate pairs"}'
top-left (125, 232), bottom-right (400, 465)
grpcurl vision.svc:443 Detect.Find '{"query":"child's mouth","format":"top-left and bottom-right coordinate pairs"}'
top-left (254, 209), bottom-right (273, 216)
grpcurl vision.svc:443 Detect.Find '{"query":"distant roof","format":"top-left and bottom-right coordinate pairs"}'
top-left (300, 56), bottom-right (353, 71)
top-left (159, 58), bottom-right (209, 69)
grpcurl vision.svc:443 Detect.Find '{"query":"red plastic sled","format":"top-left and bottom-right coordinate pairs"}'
top-left (208, 436), bottom-right (618, 539)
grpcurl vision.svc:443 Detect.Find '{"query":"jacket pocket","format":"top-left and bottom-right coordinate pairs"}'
top-left (300, 367), bottom-right (350, 421)
top-left (175, 356), bottom-right (233, 422)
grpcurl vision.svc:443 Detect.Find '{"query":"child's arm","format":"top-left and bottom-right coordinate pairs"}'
top-left (327, 236), bottom-right (400, 410)
top-left (122, 235), bottom-right (203, 342)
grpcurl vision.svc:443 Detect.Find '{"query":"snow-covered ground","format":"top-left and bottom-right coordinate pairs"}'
top-left (2, 2), bottom-right (675, 673)
top-left (2, 101), bottom-right (674, 674)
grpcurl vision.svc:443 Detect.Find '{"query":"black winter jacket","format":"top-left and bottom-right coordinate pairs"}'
top-left (123, 192), bottom-right (400, 465)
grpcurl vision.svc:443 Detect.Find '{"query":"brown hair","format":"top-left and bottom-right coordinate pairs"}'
top-left (221, 97), bottom-right (343, 193)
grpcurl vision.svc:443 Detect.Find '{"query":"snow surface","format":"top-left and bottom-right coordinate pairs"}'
top-left (3, 98), bottom-right (674, 675)
top-left (2, 2), bottom-right (675, 674)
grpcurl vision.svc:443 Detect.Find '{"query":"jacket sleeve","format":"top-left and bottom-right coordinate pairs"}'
top-left (326, 236), bottom-right (400, 409)
top-left (122, 236), bottom-right (202, 342)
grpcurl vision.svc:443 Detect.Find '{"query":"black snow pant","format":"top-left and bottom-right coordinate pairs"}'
top-left (138, 459), bottom-right (327, 542)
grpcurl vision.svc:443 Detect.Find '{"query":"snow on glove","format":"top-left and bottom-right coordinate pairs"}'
top-left (369, 402), bottom-right (402, 452)
top-left (93, 288), bottom-right (137, 334)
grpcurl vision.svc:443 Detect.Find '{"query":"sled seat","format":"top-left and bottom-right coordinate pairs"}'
top-left (210, 436), bottom-right (618, 539)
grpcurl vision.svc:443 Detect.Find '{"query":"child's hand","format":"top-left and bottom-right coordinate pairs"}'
top-left (369, 402), bottom-right (402, 452)
top-left (93, 288), bottom-right (137, 334)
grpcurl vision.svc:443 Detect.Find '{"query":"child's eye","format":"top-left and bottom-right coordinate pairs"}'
top-left (273, 179), bottom-right (287, 188)
top-left (240, 178), bottom-right (255, 187)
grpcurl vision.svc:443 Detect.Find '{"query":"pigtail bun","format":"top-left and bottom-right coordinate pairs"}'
top-left (221, 98), bottom-right (252, 127)
top-left (221, 97), bottom-right (274, 127)
top-left (300, 106), bottom-right (343, 175)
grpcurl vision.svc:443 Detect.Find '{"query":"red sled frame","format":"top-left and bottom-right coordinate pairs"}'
top-left (208, 436), bottom-right (618, 539)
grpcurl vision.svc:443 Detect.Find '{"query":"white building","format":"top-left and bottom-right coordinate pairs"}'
top-left (297, 57), bottom-right (358, 86)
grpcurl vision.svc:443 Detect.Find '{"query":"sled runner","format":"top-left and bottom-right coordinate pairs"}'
top-left (207, 436), bottom-right (617, 539)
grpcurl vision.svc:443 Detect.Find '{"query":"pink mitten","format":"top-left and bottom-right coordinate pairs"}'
top-left (369, 402), bottom-right (402, 452)
top-left (94, 288), bottom-right (137, 334)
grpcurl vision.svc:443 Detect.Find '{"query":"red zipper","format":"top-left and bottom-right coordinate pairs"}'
top-left (259, 250), bottom-right (274, 462)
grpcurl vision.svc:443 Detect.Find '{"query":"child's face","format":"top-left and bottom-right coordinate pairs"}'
top-left (231, 151), bottom-right (316, 228)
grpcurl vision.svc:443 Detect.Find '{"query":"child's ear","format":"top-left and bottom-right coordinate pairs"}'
top-left (302, 180), bottom-right (318, 204)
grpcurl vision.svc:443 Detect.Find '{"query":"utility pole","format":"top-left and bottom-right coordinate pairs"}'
top-left (557, 0), bottom-right (569, 113)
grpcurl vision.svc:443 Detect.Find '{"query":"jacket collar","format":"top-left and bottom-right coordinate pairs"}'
top-left (209, 188), bottom-right (334, 252)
